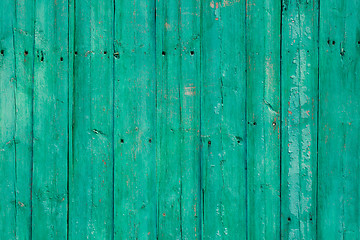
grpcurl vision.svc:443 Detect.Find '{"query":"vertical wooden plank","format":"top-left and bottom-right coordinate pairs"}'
top-left (0, 1), bottom-right (17, 238)
top-left (246, 0), bottom-right (281, 239)
top-left (13, 0), bottom-right (35, 239)
top-left (113, 0), bottom-right (157, 239)
top-left (0, 0), bottom-right (34, 239)
top-left (68, 0), bottom-right (75, 238)
top-left (156, 0), bottom-right (182, 237)
top-left (201, 0), bottom-right (247, 238)
top-left (281, 0), bottom-right (319, 239)
top-left (156, 0), bottom-right (201, 238)
top-left (69, 0), bottom-right (114, 238)
top-left (177, 1), bottom-right (201, 238)
top-left (318, 0), bottom-right (360, 239)
top-left (32, 0), bottom-right (69, 238)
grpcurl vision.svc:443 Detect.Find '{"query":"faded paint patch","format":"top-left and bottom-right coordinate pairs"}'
top-left (210, 0), bottom-right (241, 9)
top-left (165, 22), bottom-right (171, 30)
top-left (184, 86), bottom-right (196, 96)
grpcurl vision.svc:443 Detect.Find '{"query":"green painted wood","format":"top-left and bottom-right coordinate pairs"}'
top-left (0, 0), bottom-right (34, 239)
top-left (113, 0), bottom-right (156, 238)
top-left (3, 1), bottom-right (360, 239)
top-left (12, 1), bottom-right (35, 239)
top-left (201, 0), bottom-right (247, 238)
top-left (281, 0), bottom-right (318, 239)
top-left (69, 0), bottom-right (114, 238)
top-left (155, 1), bottom-right (182, 237)
top-left (31, 0), bottom-right (69, 238)
top-left (246, 0), bottom-right (281, 239)
top-left (0, 1), bottom-right (18, 238)
top-left (318, 0), bottom-right (360, 239)
top-left (156, 0), bottom-right (201, 238)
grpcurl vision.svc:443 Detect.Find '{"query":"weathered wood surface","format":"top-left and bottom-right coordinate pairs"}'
top-left (1, 0), bottom-right (360, 239)
top-left (281, 0), bottom-right (318, 239)
top-left (201, 0), bottom-right (247, 238)
top-left (318, 0), bottom-right (360, 239)
top-left (246, 0), bottom-right (281, 238)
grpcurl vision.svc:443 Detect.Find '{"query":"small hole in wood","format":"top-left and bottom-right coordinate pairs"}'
top-left (162, 51), bottom-right (166, 56)
top-left (60, 57), bottom-right (63, 61)
top-left (358, 41), bottom-right (360, 45)
top-left (327, 40), bottom-right (330, 45)
top-left (74, 51), bottom-right (78, 55)
top-left (190, 51), bottom-right (194, 55)
top-left (24, 50), bottom-right (28, 56)
top-left (208, 140), bottom-right (211, 145)
top-left (120, 139), bottom-right (124, 143)
top-left (288, 217), bottom-right (291, 221)
top-left (1, 50), bottom-right (4, 55)
top-left (149, 138), bottom-right (152, 143)
top-left (104, 51), bottom-right (107, 54)
top-left (253, 122), bottom-right (257, 126)
top-left (332, 41), bottom-right (335, 45)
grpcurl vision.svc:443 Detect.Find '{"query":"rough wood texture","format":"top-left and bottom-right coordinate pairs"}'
top-left (69, 0), bottom-right (114, 239)
top-left (281, 0), bottom-right (318, 239)
top-left (31, 0), bottom-right (69, 238)
top-left (0, 0), bottom-right (34, 239)
top-left (246, 0), bottom-right (281, 239)
top-left (201, 0), bottom-right (247, 238)
top-left (156, 0), bottom-right (201, 238)
top-left (114, 0), bottom-right (156, 238)
top-left (1, 0), bottom-right (360, 239)
top-left (318, 0), bottom-right (360, 239)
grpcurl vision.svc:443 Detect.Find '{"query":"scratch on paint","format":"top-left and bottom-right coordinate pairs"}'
top-left (264, 99), bottom-right (279, 114)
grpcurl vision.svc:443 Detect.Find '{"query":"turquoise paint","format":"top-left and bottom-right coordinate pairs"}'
top-left (0, 0), bottom-right (359, 239)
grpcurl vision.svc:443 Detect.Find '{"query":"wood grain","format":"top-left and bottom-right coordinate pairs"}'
top-left (32, 0), bottom-right (69, 238)
top-left (69, 0), bottom-right (114, 238)
top-left (246, 0), bottom-right (281, 239)
top-left (201, 0), bottom-right (247, 238)
top-left (318, 0), bottom-right (360, 239)
top-left (113, 0), bottom-right (157, 238)
top-left (281, 0), bottom-right (318, 239)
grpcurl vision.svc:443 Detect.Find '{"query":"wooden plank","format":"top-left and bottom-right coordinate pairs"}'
top-left (318, 0), bottom-right (360, 239)
top-left (69, 0), bottom-right (114, 238)
top-left (246, 0), bottom-right (281, 239)
top-left (201, 0), bottom-right (247, 238)
top-left (0, 0), bottom-right (34, 239)
top-left (0, 1), bottom-right (17, 238)
top-left (67, 0), bottom-right (75, 238)
top-left (113, 0), bottom-right (157, 238)
top-left (156, 1), bottom-right (182, 236)
top-left (280, 0), bottom-right (319, 239)
top-left (31, 0), bottom-right (69, 238)
top-left (12, 0), bottom-right (35, 239)
top-left (156, 0), bottom-right (201, 238)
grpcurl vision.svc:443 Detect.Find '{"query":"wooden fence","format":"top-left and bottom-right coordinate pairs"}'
top-left (1, 0), bottom-right (359, 239)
